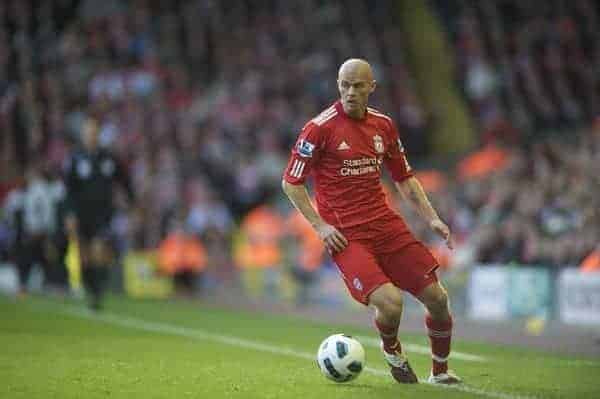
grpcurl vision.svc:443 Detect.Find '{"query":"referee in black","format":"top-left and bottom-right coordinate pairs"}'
top-left (63, 116), bottom-right (135, 311)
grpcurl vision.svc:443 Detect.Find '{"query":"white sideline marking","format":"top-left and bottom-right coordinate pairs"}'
top-left (60, 306), bottom-right (535, 399)
top-left (355, 335), bottom-right (488, 363)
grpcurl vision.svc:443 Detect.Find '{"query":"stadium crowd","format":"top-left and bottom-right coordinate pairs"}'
top-left (437, 0), bottom-right (599, 142)
top-left (413, 0), bottom-right (600, 270)
top-left (0, 0), bottom-right (598, 297)
top-left (402, 126), bottom-right (600, 270)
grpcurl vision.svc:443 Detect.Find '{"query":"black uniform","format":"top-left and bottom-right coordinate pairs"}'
top-left (64, 148), bottom-right (134, 239)
top-left (64, 147), bottom-right (134, 308)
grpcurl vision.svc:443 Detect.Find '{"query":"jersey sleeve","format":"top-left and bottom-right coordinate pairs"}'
top-left (283, 122), bottom-right (324, 185)
top-left (384, 120), bottom-right (414, 183)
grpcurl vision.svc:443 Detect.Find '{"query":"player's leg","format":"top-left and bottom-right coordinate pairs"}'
top-left (368, 283), bottom-right (418, 383)
top-left (415, 281), bottom-right (460, 383)
top-left (78, 238), bottom-right (101, 310)
top-left (88, 236), bottom-right (112, 310)
top-left (16, 235), bottom-right (33, 296)
top-left (79, 233), bottom-right (112, 311)
top-left (78, 238), bottom-right (94, 307)
top-left (379, 241), bottom-right (461, 384)
top-left (332, 241), bottom-right (417, 384)
top-left (369, 282), bottom-right (403, 352)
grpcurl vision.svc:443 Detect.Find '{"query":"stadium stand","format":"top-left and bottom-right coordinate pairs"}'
top-left (0, 0), bottom-right (598, 299)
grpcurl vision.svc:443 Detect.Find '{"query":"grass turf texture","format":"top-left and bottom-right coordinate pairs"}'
top-left (1, 295), bottom-right (599, 399)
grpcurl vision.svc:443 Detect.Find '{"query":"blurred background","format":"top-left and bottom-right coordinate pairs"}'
top-left (0, 0), bottom-right (599, 338)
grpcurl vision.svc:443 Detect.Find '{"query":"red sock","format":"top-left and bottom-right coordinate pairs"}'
top-left (374, 318), bottom-right (401, 354)
top-left (426, 314), bottom-right (452, 375)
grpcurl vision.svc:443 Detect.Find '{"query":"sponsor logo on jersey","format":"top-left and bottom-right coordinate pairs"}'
top-left (353, 277), bottom-right (363, 291)
top-left (297, 139), bottom-right (315, 158)
top-left (373, 134), bottom-right (384, 153)
top-left (340, 157), bottom-right (383, 176)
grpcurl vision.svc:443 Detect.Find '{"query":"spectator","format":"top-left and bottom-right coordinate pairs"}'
top-left (1, 0), bottom-right (598, 300)
top-left (285, 208), bottom-right (326, 306)
top-left (158, 216), bottom-right (207, 296)
top-left (234, 203), bottom-right (285, 301)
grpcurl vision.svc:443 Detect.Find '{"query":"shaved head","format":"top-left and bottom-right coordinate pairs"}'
top-left (338, 58), bottom-right (374, 82)
top-left (337, 58), bottom-right (376, 119)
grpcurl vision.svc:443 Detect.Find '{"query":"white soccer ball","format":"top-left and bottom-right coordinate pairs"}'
top-left (316, 334), bottom-right (365, 382)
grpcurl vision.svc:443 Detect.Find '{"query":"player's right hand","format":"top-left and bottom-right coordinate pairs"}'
top-left (430, 218), bottom-right (453, 250)
top-left (315, 222), bottom-right (348, 253)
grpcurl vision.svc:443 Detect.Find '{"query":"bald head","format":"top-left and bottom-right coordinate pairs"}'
top-left (337, 58), bottom-right (376, 119)
top-left (338, 58), bottom-right (374, 82)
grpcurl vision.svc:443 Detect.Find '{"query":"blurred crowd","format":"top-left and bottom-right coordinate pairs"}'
top-left (402, 126), bottom-right (600, 270)
top-left (0, 0), bottom-right (598, 299)
top-left (437, 0), bottom-right (599, 143)
top-left (0, 0), bottom-right (425, 246)
top-left (421, 0), bottom-right (599, 270)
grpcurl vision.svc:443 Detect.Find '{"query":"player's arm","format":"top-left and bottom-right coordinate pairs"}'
top-left (281, 122), bottom-right (347, 253)
top-left (394, 177), bottom-right (453, 249)
top-left (281, 181), bottom-right (347, 253)
top-left (384, 122), bottom-right (453, 249)
top-left (395, 177), bottom-right (439, 225)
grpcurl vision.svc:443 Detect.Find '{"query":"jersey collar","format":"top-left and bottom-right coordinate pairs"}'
top-left (335, 100), bottom-right (368, 121)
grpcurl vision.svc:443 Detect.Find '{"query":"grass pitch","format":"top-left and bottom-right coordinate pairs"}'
top-left (1, 295), bottom-right (599, 399)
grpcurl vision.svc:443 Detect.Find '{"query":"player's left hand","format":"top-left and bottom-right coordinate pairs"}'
top-left (429, 219), bottom-right (454, 250)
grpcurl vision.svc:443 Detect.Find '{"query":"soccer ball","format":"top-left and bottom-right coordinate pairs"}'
top-left (316, 334), bottom-right (365, 382)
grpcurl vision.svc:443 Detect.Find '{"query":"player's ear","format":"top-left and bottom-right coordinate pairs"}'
top-left (370, 80), bottom-right (377, 94)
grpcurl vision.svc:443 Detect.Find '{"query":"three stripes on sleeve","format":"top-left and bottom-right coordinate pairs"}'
top-left (289, 159), bottom-right (306, 178)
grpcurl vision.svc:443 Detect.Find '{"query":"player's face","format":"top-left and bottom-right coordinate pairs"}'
top-left (337, 76), bottom-right (375, 118)
top-left (82, 119), bottom-right (100, 151)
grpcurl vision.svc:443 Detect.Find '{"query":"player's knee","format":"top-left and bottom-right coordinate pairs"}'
top-left (372, 290), bottom-right (403, 319)
top-left (383, 296), bottom-right (403, 319)
top-left (425, 287), bottom-right (449, 316)
top-left (436, 290), bottom-right (449, 312)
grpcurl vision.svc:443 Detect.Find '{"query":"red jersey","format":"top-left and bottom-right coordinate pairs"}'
top-left (284, 101), bottom-right (414, 231)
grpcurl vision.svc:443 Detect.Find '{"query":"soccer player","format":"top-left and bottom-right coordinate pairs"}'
top-left (282, 59), bottom-right (461, 384)
top-left (63, 116), bottom-right (135, 310)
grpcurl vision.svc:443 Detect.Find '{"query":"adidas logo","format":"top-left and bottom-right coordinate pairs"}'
top-left (337, 141), bottom-right (350, 150)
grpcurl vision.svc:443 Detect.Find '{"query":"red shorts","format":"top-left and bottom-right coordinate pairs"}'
top-left (332, 214), bottom-right (439, 305)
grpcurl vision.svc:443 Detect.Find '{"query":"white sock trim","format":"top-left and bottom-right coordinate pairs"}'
top-left (428, 329), bottom-right (451, 338)
top-left (432, 353), bottom-right (449, 363)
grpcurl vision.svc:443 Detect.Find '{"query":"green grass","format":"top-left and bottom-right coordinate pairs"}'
top-left (1, 295), bottom-right (599, 399)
